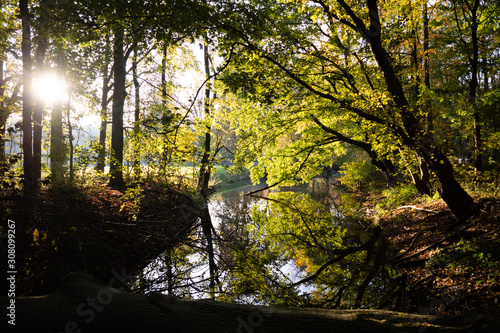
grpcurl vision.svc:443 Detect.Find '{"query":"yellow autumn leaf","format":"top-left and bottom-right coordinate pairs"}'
top-left (33, 228), bottom-right (39, 244)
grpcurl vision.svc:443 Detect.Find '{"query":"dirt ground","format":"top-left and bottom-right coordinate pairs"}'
top-left (1, 182), bottom-right (199, 295)
top-left (376, 197), bottom-right (500, 316)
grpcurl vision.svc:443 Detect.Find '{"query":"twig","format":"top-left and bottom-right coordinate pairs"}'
top-left (395, 205), bottom-right (439, 213)
top-left (391, 231), bottom-right (422, 261)
top-left (396, 224), bottom-right (469, 264)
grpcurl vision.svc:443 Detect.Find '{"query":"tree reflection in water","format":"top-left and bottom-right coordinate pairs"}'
top-left (136, 181), bottom-right (397, 309)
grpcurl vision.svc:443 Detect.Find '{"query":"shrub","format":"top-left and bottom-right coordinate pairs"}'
top-left (338, 159), bottom-right (378, 191)
top-left (377, 183), bottom-right (419, 209)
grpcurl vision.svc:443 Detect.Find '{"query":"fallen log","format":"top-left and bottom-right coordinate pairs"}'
top-left (2, 272), bottom-right (499, 333)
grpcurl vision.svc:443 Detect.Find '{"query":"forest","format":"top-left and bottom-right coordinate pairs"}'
top-left (1, 0), bottom-right (500, 332)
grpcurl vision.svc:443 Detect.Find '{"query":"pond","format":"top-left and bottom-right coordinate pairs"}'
top-left (135, 177), bottom-right (396, 308)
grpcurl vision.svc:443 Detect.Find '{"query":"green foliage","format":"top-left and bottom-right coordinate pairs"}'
top-left (426, 238), bottom-right (500, 284)
top-left (339, 159), bottom-right (379, 191)
top-left (0, 154), bottom-right (23, 193)
top-left (120, 184), bottom-right (145, 221)
top-left (377, 184), bottom-right (419, 209)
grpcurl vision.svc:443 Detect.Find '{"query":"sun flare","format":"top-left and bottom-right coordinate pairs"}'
top-left (33, 75), bottom-right (67, 104)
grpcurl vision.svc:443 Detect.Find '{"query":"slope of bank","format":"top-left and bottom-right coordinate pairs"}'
top-left (1, 182), bottom-right (199, 296)
top-left (374, 197), bottom-right (500, 316)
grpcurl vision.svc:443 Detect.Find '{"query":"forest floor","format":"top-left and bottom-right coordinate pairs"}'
top-left (373, 196), bottom-right (500, 316)
top-left (1, 181), bottom-right (199, 295)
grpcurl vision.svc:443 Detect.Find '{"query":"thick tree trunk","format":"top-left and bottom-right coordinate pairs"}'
top-left (3, 272), bottom-right (499, 333)
top-left (362, 0), bottom-right (474, 219)
top-left (20, 0), bottom-right (34, 192)
top-left (109, 26), bottom-right (126, 188)
top-left (425, 150), bottom-right (475, 218)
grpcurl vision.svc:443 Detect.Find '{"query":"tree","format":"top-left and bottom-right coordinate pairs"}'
top-left (20, 0), bottom-right (34, 192)
top-left (447, 0), bottom-right (499, 172)
top-left (3, 272), bottom-right (499, 333)
top-left (0, 1), bottom-right (20, 166)
top-left (50, 43), bottom-right (66, 187)
top-left (109, 23), bottom-right (127, 187)
top-left (197, 39), bottom-right (214, 197)
top-left (132, 44), bottom-right (141, 180)
top-left (32, 40), bottom-right (47, 182)
top-left (106, 0), bottom-right (210, 186)
top-left (96, 33), bottom-right (113, 174)
top-left (217, 0), bottom-right (475, 219)
top-left (429, 0), bottom-right (500, 172)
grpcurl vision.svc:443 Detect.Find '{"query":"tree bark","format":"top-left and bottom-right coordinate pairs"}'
top-left (3, 272), bottom-right (499, 333)
top-left (96, 35), bottom-right (112, 173)
top-left (197, 41), bottom-right (212, 197)
top-left (20, 0), bottom-right (34, 192)
top-left (33, 35), bottom-right (48, 182)
top-left (423, 1), bottom-right (432, 134)
top-left (468, 0), bottom-right (483, 172)
top-left (109, 25), bottom-right (126, 188)
top-left (50, 44), bottom-right (66, 187)
top-left (132, 46), bottom-right (141, 180)
top-left (360, 0), bottom-right (474, 218)
top-left (0, 49), bottom-right (6, 164)
top-left (67, 93), bottom-right (74, 183)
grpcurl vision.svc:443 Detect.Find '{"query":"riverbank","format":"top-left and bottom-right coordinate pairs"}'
top-left (1, 176), bottom-right (498, 317)
top-left (373, 196), bottom-right (500, 316)
top-left (210, 167), bottom-right (253, 194)
top-left (0, 182), bottom-right (198, 295)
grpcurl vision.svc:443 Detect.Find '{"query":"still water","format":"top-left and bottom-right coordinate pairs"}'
top-left (137, 178), bottom-right (392, 308)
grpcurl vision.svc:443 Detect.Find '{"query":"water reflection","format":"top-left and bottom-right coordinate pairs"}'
top-left (136, 179), bottom-right (395, 308)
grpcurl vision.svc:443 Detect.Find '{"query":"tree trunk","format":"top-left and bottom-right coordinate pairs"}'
top-left (423, 1), bottom-right (433, 134)
top-left (67, 95), bottom-right (74, 183)
top-left (96, 35), bottom-right (112, 173)
top-left (468, 0), bottom-right (482, 172)
top-left (33, 35), bottom-right (48, 182)
top-left (159, 43), bottom-right (171, 168)
top-left (132, 46), bottom-right (141, 180)
top-left (3, 272), bottom-right (499, 333)
top-left (362, 1), bottom-right (474, 219)
top-left (425, 150), bottom-right (474, 218)
top-left (197, 41), bottom-right (212, 197)
top-left (0, 51), bottom-right (6, 164)
top-left (109, 26), bottom-right (126, 188)
top-left (195, 41), bottom-right (218, 298)
top-left (50, 45), bottom-right (66, 187)
top-left (20, 0), bottom-right (34, 192)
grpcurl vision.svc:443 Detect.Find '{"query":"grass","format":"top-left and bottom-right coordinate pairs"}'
top-left (210, 166), bottom-right (252, 193)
